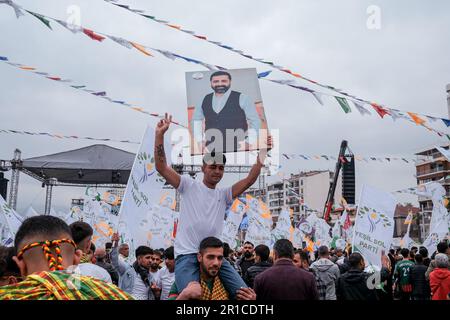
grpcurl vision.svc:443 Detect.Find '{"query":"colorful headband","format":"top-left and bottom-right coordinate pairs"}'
top-left (17, 239), bottom-right (77, 271)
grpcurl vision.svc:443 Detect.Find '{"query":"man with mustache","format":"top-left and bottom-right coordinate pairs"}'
top-left (191, 71), bottom-right (261, 153)
top-left (167, 237), bottom-right (256, 300)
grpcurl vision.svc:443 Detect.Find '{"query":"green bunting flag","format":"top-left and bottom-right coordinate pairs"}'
top-left (26, 10), bottom-right (52, 30)
top-left (335, 96), bottom-right (352, 114)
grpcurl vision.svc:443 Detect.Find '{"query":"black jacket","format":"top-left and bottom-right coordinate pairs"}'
top-left (410, 264), bottom-right (430, 298)
top-left (243, 261), bottom-right (272, 288)
top-left (337, 269), bottom-right (378, 300)
top-left (237, 257), bottom-right (255, 277)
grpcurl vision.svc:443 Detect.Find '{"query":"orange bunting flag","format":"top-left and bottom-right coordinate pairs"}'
top-left (167, 24), bottom-right (181, 29)
top-left (19, 66), bottom-right (36, 70)
top-left (407, 112), bottom-right (426, 125)
top-left (130, 42), bottom-right (153, 56)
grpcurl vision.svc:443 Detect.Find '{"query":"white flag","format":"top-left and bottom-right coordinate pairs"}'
top-left (24, 206), bottom-right (39, 218)
top-left (221, 199), bottom-right (246, 248)
top-left (352, 185), bottom-right (396, 269)
top-left (146, 196), bottom-right (178, 250)
top-left (0, 195), bottom-right (23, 244)
top-left (415, 182), bottom-right (450, 234)
top-left (117, 126), bottom-right (171, 259)
top-left (422, 219), bottom-right (448, 256)
top-left (244, 195), bottom-right (272, 247)
top-left (271, 208), bottom-right (292, 244)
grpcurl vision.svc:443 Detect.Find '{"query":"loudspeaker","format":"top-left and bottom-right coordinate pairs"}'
top-left (342, 156), bottom-right (355, 204)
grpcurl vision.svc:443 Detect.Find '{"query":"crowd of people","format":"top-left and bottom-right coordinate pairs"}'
top-left (0, 116), bottom-right (449, 300)
top-left (0, 214), bottom-right (449, 300)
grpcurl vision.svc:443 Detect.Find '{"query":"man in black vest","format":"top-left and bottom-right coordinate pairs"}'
top-left (191, 71), bottom-right (261, 153)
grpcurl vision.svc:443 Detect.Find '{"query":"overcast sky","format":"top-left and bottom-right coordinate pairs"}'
top-left (1, 0), bottom-right (450, 215)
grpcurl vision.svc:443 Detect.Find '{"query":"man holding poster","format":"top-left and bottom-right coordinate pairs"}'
top-left (154, 113), bottom-right (271, 299)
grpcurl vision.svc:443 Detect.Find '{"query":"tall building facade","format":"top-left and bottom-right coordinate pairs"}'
top-left (415, 144), bottom-right (450, 241)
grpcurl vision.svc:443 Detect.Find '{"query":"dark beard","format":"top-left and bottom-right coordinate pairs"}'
top-left (212, 85), bottom-right (230, 94)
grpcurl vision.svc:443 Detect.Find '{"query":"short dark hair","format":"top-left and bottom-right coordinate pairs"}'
top-left (69, 221), bottom-right (93, 245)
top-left (254, 244), bottom-right (270, 262)
top-left (437, 241), bottom-right (449, 254)
top-left (202, 152), bottom-right (226, 165)
top-left (273, 239), bottom-right (294, 259)
top-left (349, 252), bottom-right (364, 268)
top-left (222, 242), bottom-right (231, 258)
top-left (210, 71), bottom-right (231, 81)
top-left (153, 250), bottom-right (163, 258)
top-left (318, 245), bottom-right (329, 257)
top-left (389, 249), bottom-right (395, 255)
top-left (414, 253), bottom-right (423, 264)
top-left (400, 248), bottom-right (410, 258)
top-left (0, 246), bottom-right (20, 277)
top-left (15, 216), bottom-right (73, 253)
top-left (199, 237), bottom-right (223, 254)
top-left (135, 246), bottom-right (153, 257)
top-left (419, 247), bottom-right (428, 258)
top-left (243, 241), bottom-right (254, 248)
top-left (164, 246), bottom-right (174, 260)
top-left (296, 249), bottom-right (310, 264)
top-left (105, 242), bottom-right (112, 250)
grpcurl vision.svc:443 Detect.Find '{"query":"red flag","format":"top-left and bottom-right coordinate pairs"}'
top-left (83, 28), bottom-right (105, 42)
top-left (343, 213), bottom-right (351, 230)
top-left (371, 103), bottom-right (390, 118)
top-left (173, 219), bottom-right (178, 238)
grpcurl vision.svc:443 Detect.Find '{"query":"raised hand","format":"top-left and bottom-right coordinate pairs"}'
top-left (155, 113), bottom-right (172, 136)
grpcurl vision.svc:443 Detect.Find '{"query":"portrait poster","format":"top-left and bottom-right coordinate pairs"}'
top-left (186, 68), bottom-right (269, 155)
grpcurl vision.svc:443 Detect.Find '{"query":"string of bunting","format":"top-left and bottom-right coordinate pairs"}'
top-left (282, 153), bottom-right (419, 164)
top-left (0, 128), bottom-right (140, 144)
top-left (101, 0), bottom-right (450, 133)
top-left (0, 55), bottom-right (185, 127)
top-left (1, 1), bottom-right (449, 139)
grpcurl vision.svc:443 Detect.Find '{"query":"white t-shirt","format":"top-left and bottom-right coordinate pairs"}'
top-left (77, 263), bottom-right (112, 283)
top-left (175, 175), bottom-right (233, 257)
top-left (131, 273), bottom-right (150, 300)
top-left (154, 266), bottom-right (175, 300)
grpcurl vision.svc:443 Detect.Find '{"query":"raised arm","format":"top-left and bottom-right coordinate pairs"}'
top-left (231, 135), bottom-right (272, 198)
top-left (155, 113), bottom-right (181, 189)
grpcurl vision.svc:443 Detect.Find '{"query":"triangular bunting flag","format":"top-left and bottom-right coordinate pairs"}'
top-left (0, 0), bottom-right (25, 18)
top-left (335, 97), bottom-right (352, 113)
top-left (83, 28), bottom-right (106, 42)
top-left (352, 101), bottom-right (371, 116)
top-left (311, 92), bottom-right (324, 106)
top-left (441, 118), bottom-right (450, 127)
top-left (257, 70), bottom-right (272, 78)
top-left (108, 35), bottom-right (133, 49)
top-left (407, 112), bottom-right (426, 125)
top-left (26, 10), bottom-right (52, 29)
top-left (55, 19), bottom-right (82, 33)
top-left (371, 103), bottom-right (390, 118)
top-left (130, 42), bottom-right (153, 56)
